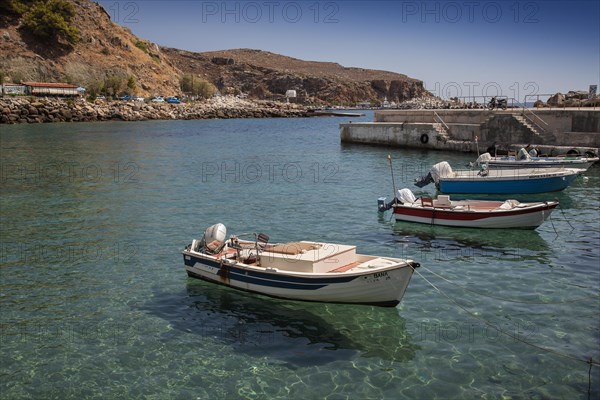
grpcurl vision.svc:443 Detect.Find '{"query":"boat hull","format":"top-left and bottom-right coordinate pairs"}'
top-left (393, 202), bottom-right (557, 229)
top-left (438, 169), bottom-right (582, 194)
top-left (182, 251), bottom-right (415, 307)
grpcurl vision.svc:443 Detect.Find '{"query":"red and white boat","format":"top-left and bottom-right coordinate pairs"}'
top-left (378, 189), bottom-right (558, 229)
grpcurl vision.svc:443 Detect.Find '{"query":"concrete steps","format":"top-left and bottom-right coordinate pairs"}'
top-left (433, 122), bottom-right (449, 143)
top-left (514, 115), bottom-right (539, 133)
top-left (341, 109), bottom-right (600, 153)
top-left (513, 114), bottom-right (546, 142)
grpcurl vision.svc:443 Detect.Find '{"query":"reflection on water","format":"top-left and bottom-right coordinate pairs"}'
top-left (376, 213), bottom-right (552, 265)
top-left (142, 281), bottom-right (418, 366)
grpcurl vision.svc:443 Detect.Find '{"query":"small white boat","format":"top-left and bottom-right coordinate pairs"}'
top-left (378, 188), bottom-right (558, 229)
top-left (183, 224), bottom-right (419, 307)
top-left (473, 152), bottom-right (598, 170)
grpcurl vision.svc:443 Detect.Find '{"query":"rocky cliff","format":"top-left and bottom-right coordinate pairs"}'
top-left (162, 48), bottom-right (429, 105)
top-left (0, 0), bottom-right (429, 104)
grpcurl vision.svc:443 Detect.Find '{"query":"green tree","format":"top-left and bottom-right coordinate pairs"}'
top-left (198, 80), bottom-right (217, 98)
top-left (103, 75), bottom-right (126, 97)
top-left (180, 74), bottom-right (216, 99)
top-left (86, 80), bottom-right (104, 100)
top-left (127, 75), bottom-right (136, 93)
top-left (134, 40), bottom-right (148, 52)
top-left (1, 0), bottom-right (35, 15)
top-left (22, 0), bottom-right (80, 45)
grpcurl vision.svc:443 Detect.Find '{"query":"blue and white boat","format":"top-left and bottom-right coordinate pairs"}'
top-left (183, 224), bottom-right (419, 307)
top-left (416, 161), bottom-right (583, 194)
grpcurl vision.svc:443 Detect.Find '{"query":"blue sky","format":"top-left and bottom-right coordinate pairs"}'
top-left (97, 0), bottom-right (600, 101)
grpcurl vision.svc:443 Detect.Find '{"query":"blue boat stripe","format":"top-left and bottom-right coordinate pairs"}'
top-left (217, 270), bottom-right (329, 290)
top-left (184, 254), bottom-right (357, 285)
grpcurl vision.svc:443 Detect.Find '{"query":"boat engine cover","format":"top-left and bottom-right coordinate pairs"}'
top-left (430, 161), bottom-right (453, 183)
top-left (203, 223), bottom-right (227, 245)
top-left (476, 152), bottom-right (492, 165)
top-left (397, 188), bottom-right (417, 204)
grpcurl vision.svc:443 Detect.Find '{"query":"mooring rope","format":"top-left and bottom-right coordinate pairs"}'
top-left (548, 203), bottom-right (560, 237)
top-left (558, 201), bottom-right (576, 231)
top-left (589, 358), bottom-right (594, 399)
top-left (412, 267), bottom-right (600, 368)
top-left (421, 265), bottom-right (599, 305)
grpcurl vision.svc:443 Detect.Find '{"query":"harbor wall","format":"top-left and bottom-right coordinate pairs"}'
top-left (340, 122), bottom-right (439, 146)
top-left (339, 122), bottom-right (475, 152)
top-left (341, 109), bottom-right (600, 154)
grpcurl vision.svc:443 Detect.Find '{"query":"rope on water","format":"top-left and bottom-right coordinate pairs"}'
top-left (388, 211), bottom-right (395, 223)
top-left (589, 358), bottom-right (594, 400)
top-left (412, 267), bottom-right (600, 368)
top-left (548, 203), bottom-right (559, 237)
top-left (558, 201), bottom-right (575, 231)
top-left (421, 265), bottom-right (599, 305)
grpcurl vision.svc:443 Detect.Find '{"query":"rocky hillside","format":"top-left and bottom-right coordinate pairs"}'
top-left (0, 0), bottom-right (428, 104)
top-left (163, 48), bottom-right (428, 104)
top-left (0, 0), bottom-right (181, 97)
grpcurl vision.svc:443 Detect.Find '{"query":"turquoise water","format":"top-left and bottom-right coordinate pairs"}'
top-left (1, 114), bottom-right (599, 399)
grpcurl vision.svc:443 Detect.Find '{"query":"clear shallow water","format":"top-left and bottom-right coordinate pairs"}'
top-left (1, 114), bottom-right (599, 399)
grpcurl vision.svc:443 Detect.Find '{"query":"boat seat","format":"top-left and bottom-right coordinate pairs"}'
top-left (256, 233), bottom-right (270, 251)
top-left (328, 262), bottom-right (360, 273)
top-left (244, 233), bottom-right (270, 264)
top-left (420, 197), bottom-right (433, 207)
top-left (206, 240), bottom-right (226, 253)
top-left (433, 195), bottom-right (451, 208)
top-left (265, 242), bottom-right (321, 255)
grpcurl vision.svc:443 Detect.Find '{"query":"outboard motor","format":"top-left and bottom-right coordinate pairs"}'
top-left (200, 223), bottom-right (227, 254)
top-left (397, 188), bottom-right (417, 204)
top-left (414, 172), bottom-right (434, 188)
top-left (377, 197), bottom-right (390, 212)
top-left (415, 161), bottom-right (453, 188)
top-left (475, 152), bottom-right (492, 164)
top-left (473, 152), bottom-right (492, 168)
top-left (378, 188), bottom-right (418, 212)
top-left (430, 161), bottom-right (453, 182)
top-left (378, 196), bottom-right (400, 212)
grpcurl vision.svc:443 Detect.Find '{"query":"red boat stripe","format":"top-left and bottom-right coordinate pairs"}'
top-left (393, 204), bottom-right (557, 221)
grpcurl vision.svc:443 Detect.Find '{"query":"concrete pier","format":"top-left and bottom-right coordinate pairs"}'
top-left (340, 108), bottom-right (600, 155)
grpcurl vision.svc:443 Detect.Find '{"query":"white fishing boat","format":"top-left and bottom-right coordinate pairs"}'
top-left (378, 188), bottom-right (558, 229)
top-left (183, 224), bottom-right (419, 307)
top-left (473, 152), bottom-right (598, 170)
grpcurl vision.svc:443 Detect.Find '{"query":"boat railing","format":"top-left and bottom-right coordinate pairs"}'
top-left (510, 97), bottom-right (549, 133)
top-left (452, 95), bottom-right (509, 109)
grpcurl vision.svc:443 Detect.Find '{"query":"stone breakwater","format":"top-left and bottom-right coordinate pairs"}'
top-left (0, 96), bottom-right (307, 124)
